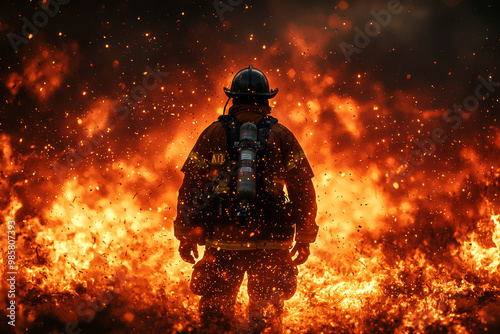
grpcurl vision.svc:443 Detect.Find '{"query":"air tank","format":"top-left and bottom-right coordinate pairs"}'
top-left (237, 122), bottom-right (258, 208)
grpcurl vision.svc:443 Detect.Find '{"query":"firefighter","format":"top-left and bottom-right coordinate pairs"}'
top-left (174, 65), bottom-right (318, 333)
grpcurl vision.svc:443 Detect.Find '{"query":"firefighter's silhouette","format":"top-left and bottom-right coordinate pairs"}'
top-left (175, 65), bottom-right (318, 332)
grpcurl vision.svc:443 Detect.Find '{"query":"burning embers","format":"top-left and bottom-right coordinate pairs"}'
top-left (1, 37), bottom-right (499, 333)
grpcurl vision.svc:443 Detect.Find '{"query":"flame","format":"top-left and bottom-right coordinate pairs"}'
top-left (3, 43), bottom-right (78, 102)
top-left (1, 9), bottom-right (499, 331)
top-left (78, 99), bottom-right (115, 136)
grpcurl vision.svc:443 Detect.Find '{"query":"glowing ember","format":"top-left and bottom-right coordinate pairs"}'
top-left (1, 1), bottom-right (499, 333)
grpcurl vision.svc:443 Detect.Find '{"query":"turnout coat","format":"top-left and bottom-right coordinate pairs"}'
top-left (174, 104), bottom-right (318, 250)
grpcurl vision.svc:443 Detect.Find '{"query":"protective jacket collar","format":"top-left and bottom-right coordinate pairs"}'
top-left (227, 104), bottom-right (271, 116)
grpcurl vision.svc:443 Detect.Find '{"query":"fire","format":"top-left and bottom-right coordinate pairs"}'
top-left (1, 15), bottom-right (499, 333)
top-left (459, 215), bottom-right (500, 275)
top-left (4, 43), bottom-right (77, 102)
top-left (78, 99), bottom-right (115, 136)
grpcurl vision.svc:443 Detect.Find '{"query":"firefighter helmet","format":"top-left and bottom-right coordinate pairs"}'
top-left (224, 65), bottom-right (278, 99)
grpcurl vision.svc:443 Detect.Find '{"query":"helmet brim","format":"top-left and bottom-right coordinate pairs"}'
top-left (224, 87), bottom-right (278, 99)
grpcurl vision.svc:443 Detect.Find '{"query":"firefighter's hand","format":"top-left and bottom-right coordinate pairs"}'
top-left (179, 239), bottom-right (199, 264)
top-left (290, 242), bottom-right (310, 265)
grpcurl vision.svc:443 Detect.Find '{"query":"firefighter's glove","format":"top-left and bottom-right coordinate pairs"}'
top-left (179, 239), bottom-right (199, 264)
top-left (290, 242), bottom-right (310, 266)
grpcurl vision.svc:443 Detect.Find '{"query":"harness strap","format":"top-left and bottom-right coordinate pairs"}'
top-left (217, 114), bottom-right (279, 197)
top-left (218, 115), bottom-right (241, 162)
top-left (256, 116), bottom-right (278, 151)
top-left (218, 115), bottom-right (278, 150)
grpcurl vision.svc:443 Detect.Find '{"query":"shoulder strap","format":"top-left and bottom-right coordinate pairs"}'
top-left (218, 115), bottom-right (241, 161)
top-left (257, 115), bottom-right (278, 129)
top-left (217, 115), bottom-right (277, 157)
top-left (257, 116), bottom-right (278, 150)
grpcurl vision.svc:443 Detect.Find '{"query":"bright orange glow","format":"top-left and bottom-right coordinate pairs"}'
top-left (1, 23), bottom-right (499, 332)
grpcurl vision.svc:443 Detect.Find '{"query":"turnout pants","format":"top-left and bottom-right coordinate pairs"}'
top-left (190, 247), bottom-right (298, 333)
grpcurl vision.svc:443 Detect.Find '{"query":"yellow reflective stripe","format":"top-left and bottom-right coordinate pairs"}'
top-left (215, 185), bottom-right (229, 194)
top-left (205, 239), bottom-right (293, 250)
top-left (286, 151), bottom-right (306, 171)
top-left (188, 151), bottom-right (208, 168)
top-left (286, 161), bottom-right (297, 171)
top-left (293, 151), bottom-right (307, 162)
top-left (215, 176), bottom-right (229, 194)
top-left (264, 177), bottom-right (284, 194)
